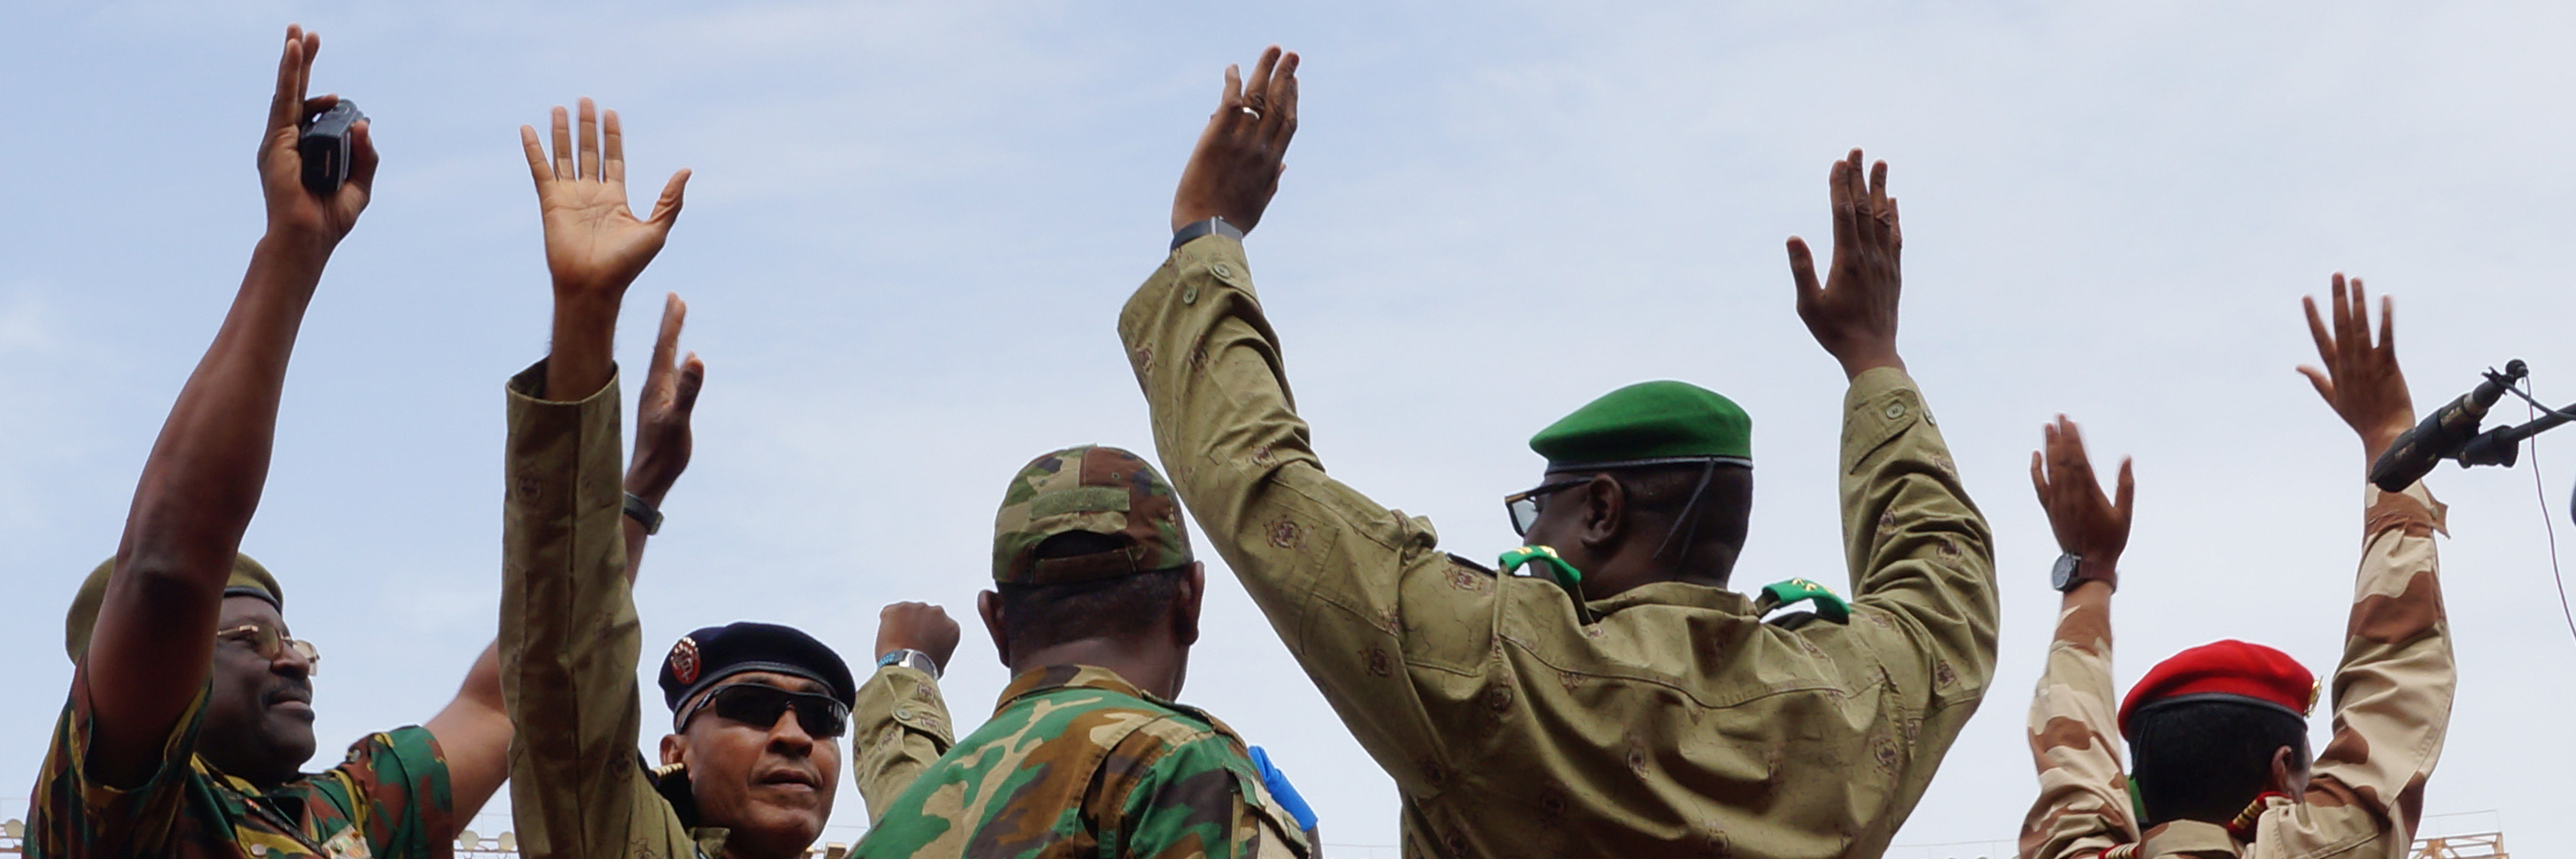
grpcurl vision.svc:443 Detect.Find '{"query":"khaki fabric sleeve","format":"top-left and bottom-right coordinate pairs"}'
top-left (2250, 482), bottom-right (2454, 859)
top-left (500, 361), bottom-right (697, 859)
top-left (1836, 368), bottom-right (2001, 714)
top-left (1115, 235), bottom-right (1490, 794)
top-left (850, 665), bottom-right (955, 827)
top-left (2017, 595), bottom-right (2138, 859)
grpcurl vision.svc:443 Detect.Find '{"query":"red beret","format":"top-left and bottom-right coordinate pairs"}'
top-left (2119, 639), bottom-right (2318, 735)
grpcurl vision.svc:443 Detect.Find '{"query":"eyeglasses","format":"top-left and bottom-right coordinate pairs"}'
top-left (677, 682), bottom-right (850, 739)
top-left (1503, 478), bottom-right (1589, 536)
top-left (215, 623), bottom-right (321, 675)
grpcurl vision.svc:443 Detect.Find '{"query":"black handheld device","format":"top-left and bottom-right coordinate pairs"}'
top-left (298, 100), bottom-right (366, 195)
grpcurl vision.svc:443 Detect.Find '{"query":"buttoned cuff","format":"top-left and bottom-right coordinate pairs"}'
top-left (1840, 366), bottom-right (1931, 473)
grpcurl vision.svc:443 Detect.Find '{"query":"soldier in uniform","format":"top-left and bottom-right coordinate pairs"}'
top-left (1116, 47), bottom-right (1998, 857)
top-left (25, 27), bottom-right (534, 858)
top-left (497, 97), bottom-right (953, 859)
top-left (2018, 277), bottom-right (2453, 859)
top-left (856, 445), bottom-right (1312, 859)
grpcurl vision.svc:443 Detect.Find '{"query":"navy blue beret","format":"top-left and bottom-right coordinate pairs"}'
top-left (657, 621), bottom-right (857, 714)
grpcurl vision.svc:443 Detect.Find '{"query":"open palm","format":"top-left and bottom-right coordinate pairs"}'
top-left (520, 97), bottom-right (689, 299)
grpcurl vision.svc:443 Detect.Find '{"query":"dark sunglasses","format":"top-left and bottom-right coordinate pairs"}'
top-left (676, 682), bottom-right (850, 739)
top-left (1503, 477), bottom-right (1590, 536)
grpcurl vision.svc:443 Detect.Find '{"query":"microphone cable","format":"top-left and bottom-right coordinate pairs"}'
top-left (2513, 377), bottom-right (2576, 645)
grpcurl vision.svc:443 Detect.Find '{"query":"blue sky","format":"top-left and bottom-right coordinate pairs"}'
top-left (4, 2), bottom-right (2573, 854)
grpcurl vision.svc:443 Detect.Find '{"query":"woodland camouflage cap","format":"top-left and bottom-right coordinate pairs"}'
top-left (993, 445), bottom-right (1193, 586)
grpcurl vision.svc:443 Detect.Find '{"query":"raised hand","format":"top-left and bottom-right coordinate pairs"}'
top-left (874, 602), bottom-right (962, 675)
top-left (2298, 274), bottom-right (2415, 464)
top-left (1169, 46), bottom-right (1300, 235)
top-left (520, 97), bottom-right (689, 302)
top-left (2030, 415), bottom-right (2133, 582)
top-left (259, 25), bottom-right (375, 246)
top-left (627, 292), bottom-right (706, 505)
top-left (1787, 149), bottom-right (1905, 381)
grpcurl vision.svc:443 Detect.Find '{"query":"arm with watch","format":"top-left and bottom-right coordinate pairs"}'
top-left (2018, 414), bottom-right (2142, 859)
top-left (852, 601), bottom-right (963, 826)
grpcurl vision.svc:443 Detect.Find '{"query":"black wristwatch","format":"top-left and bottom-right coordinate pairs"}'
top-left (623, 492), bottom-right (664, 536)
top-left (1170, 216), bottom-right (1245, 250)
top-left (2050, 553), bottom-right (2114, 592)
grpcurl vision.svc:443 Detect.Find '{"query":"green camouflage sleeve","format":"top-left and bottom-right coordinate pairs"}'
top-left (2250, 482), bottom-right (2453, 859)
top-left (500, 361), bottom-right (698, 859)
top-left (26, 672), bottom-right (210, 857)
top-left (850, 664), bottom-right (955, 827)
top-left (1101, 723), bottom-right (1305, 859)
top-left (2017, 593), bottom-right (2137, 859)
top-left (306, 726), bottom-right (455, 859)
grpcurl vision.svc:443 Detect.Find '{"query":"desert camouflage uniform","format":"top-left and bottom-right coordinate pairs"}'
top-left (498, 361), bottom-right (936, 859)
top-left (2018, 481), bottom-right (2454, 859)
top-left (26, 671), bottom-right (453, 858)
top-left (1116, 235), bottom-right (2000, 857)
top-left (857, 664), bottom-right (1309, 859)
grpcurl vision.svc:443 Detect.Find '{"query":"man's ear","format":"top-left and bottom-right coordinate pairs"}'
top-left (659, 732), bottom-right (686, 768)
top-left (2267, 745), bottom-right (2306, 798)
top-left (977, 590), bottom-right (1010, 668)
top-left (1579, 474), bottom-right (1627, 551)
top-left (1173, 563), bottom-right (1205, 647)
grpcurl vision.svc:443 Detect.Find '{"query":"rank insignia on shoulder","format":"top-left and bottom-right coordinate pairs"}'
top-left (1755, 578), bottom-right (1852, 625)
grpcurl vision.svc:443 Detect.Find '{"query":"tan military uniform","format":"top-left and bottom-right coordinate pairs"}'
top-left (499, 362), bottom-right (941, 858)
top-left (850, 664), bottom-right (956, 826)
top-left (1117, 236), bottom-right (2000, 858)
top-left (2018, 482), bottom-right (2454, 859)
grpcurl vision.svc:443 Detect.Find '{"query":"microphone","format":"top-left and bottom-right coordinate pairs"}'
top-left (2369, 361), bottom-right (2526, 492)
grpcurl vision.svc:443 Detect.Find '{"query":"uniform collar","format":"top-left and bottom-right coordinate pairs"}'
top-left (2135, 819), bottom-right (2243, 857)
top-left (995, 664), bottom-right (1156, 714)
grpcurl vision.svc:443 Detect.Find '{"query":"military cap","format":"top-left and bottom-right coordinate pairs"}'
top-left (1530, 380), bottom-right (1752, 472)
top-left (992, 444), bottom-right (1194, 586)
top-left (2118, 638), bottom-right (2317, 734)
top-left (65, 554), bottom-right (283, 663)
top-left (659, 622), bottom-right (857, 715)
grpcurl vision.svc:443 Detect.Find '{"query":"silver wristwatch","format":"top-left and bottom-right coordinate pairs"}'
top-left (877, 647), bottom-right (942, 680)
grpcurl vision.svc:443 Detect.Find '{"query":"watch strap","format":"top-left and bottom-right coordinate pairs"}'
top-left (1170, 216), bottom-right (1245, 250)
top-left (2054, 552), bottom-right (2117, 592)
top-left (623, 492), bottom-right (664, 536)
top-left (876, 647), bottom-right (942, 680)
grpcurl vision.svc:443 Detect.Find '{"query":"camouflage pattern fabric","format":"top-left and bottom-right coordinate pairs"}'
top-left (993, 445), bottom-right (1194, 586)
top-left (27, 668), bottom-right (454, 858)
top-left (1117, 235), bottom-right (2000, 858)
top-left (856, 664), bottom-right (1309, 859)
top-left (2018, 482), bottom-right (2455, 859)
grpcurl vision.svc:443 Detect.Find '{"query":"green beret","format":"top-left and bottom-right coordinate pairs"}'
top-left (1530, 381), bottom-right (1752, 472)
top-left (65, 554), bottom-right (282, 663)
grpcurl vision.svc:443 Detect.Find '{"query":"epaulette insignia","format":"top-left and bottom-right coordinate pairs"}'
top-left (1755, 578), bottom-right (1852, 624)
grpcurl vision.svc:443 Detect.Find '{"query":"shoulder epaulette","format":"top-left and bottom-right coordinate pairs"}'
top-left (1754, 578), bottom-right (1852, 625)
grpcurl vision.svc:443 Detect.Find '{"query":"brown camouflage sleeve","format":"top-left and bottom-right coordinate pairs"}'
top-left (2250, 482), bottom-right (2453, 859)
top-left (499, 361), bottom-right (698, 859)
top-left (850, 664), bottom-right (955, 827)
top-left (2017, 590), bottom-right (2137, 859)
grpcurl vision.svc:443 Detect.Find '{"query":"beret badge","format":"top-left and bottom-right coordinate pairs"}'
top-left (668, 636), bottom-right (702, 686)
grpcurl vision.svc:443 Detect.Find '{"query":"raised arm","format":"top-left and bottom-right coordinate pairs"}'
top-left (851, 601), bottom-right (961, 825)
top-left (82, 25), bottom-right (374, 788)
top-left (428, 292), bottom-right (703, 826)
top-left (2284, 276), bottom-right (2454, 851)
top-left (499, 97), bottom-right (692, 859)
top-left (1785, 150), bottom-right (1998, 714)
top-left (2018, 417), bottom-right (2140, 859)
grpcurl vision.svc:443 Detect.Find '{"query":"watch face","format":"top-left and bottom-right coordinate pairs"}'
top-left (2051, 554), bottom-right (2080, 590)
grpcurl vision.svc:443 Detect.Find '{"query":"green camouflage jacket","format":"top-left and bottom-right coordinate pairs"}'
top-left (856, 664), bottom-right (1309, 859)
top-left (27, 670), bottom-right (454, 858)
top-left (1116, 235), bottom-right (1999, 858)
top-left (2018, 482), bottom-right (2455, 859)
